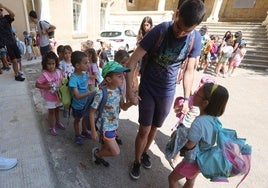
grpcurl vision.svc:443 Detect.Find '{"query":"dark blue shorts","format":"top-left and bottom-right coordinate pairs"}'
top-left (138, 88), bottom-right (174, 127)
top-left (40, 45), bottom-right (51, 56)
top-left (72, 108), bottom-right (84, 119)
top-left (6, 41), bottom-right (21, 60)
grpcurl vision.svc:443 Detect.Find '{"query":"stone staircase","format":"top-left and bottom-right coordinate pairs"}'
top-left (197, 22), bottom-right (268, 69)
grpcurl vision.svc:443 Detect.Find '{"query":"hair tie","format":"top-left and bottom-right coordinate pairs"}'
top-left (210, 84), bottom-right (218, 97)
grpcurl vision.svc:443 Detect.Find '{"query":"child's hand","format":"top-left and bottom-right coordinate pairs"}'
top-left (91, 131), bottom-right (98, 141)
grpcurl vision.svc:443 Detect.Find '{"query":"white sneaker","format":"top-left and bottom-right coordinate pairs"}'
top-left (0, 157), bottom-right (18, 170)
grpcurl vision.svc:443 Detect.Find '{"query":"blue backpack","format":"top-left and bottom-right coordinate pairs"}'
top-left (196, 117), bottom-right (252, 188)
top-left (82, 87), bottom-right (108, 142)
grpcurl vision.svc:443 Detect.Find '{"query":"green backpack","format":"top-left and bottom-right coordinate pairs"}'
top-left (57, 77), bottom-right (72, 108)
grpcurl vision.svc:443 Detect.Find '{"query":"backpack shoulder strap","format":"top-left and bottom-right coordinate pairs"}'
top-left (97, 86), bottom-right (108, 123)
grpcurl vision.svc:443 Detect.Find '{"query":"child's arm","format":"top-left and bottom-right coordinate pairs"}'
top-left (89, 108), bottom-right (98, 141)
top-left (71, 88), bottom-right (91, 99)
top-left (35, 81), bottom-right (51, 90)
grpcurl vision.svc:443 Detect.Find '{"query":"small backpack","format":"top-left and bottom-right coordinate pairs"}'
top-left (57, 77), bottom-right (72, 109)
top-left (82, 87), bottom-right (108, 142)
top-left (196, 117), bottom-right (252, 188)
top-left (39, 20), bottom-right (55, 39)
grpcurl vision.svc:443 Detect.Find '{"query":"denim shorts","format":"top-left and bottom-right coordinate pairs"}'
top-left (72, 108), bottom-right (84, 119)
top-left (138, 88), bottom-right (174, 127)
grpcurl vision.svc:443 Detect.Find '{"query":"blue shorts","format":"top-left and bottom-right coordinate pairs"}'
top-left (72, 108), bottom-right (84, 119)
top-left (6, 41), bottom-right (21, 60)
top-left (102, 130), bottom-right (117, 141)
top-left (138, 88), bottom-right (174, 127)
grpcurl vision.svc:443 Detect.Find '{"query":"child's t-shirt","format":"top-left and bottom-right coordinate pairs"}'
top-left (69, 72), bottom-right (89, 110)
top-left (233, 48), bottom-right (247, 62)
top-left (37, 69), bottom-right (62, 102)
top-left (87, 63), bottom-right (98, 85)
top-left (91, 87), bottom-right (121, 132)
top-left (59, 60), bottom-right (74, 78)
top-left (222, 45), bottom-right (234, 58)
top-left (186, 115), bottom-right (217, 162)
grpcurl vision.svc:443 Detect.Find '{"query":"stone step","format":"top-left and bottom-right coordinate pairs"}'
top-left (200, 22), bottom-right (268, 69)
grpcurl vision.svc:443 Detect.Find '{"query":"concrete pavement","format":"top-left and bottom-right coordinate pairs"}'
top-left (0, 58), bottom-right (56, 187)
top-left (0, 58), bottom-right (268, 188)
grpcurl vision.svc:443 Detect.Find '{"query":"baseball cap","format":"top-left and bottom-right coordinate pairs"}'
top-left (102, 61), bottom-right (130, 78)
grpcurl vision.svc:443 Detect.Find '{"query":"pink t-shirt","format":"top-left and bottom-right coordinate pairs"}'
top-left (87, 63), bottom-right (98, 85)
top-left (37, 69), bottom-right (62, 102)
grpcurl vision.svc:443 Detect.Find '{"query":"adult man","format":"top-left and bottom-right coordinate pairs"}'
top-left (126, 0), bottom-right (205, 180)
top-left (29, 10), bottom-right (56, 56)
top-left (0, 4), bottom-right (25, 81)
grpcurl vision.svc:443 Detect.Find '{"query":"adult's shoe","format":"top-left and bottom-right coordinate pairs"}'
top-left (15, 75), bottom-right (25, 81)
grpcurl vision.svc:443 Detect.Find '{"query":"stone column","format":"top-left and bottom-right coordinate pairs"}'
top-left (262, 11), bottom-right (268, 38)
top-left (206, 0), bottom-right (223, 22)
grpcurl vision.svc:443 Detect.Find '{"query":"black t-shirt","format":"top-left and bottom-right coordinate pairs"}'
top-left (0, 15), bottom-right (15, 45)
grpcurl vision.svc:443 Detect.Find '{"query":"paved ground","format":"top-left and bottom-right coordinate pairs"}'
top-left (0, 58), bottom-right (268, 188)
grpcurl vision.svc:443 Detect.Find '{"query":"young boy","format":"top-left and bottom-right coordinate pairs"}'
top-left (69, 51), bottom-right (92, 145)
top-left (90, 61), bottom-right (133, 167)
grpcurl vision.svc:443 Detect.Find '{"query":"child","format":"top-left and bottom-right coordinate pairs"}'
top-left (35, 51), bottom-right (66, 136)
top-left (168, 83), bottom-right (229, 188)
top-left (59, 45), bottom-right (74, 117)
top-left (30, 31), bottom-right (41, 59)
top-left (90, 61), bottom-right (132, 167)
top-left (23, 31), bottom-right (33, 61)
top-left (81, 40), bottom-right (94, 52)
top-left (215, 38), bottom-right (234, 77)
top-left (226, 40), bottom-right (247, 76)
top-left (168, 75), bottom-right (216, 169)
top-left (56, 45), bottom-right (64, 62)
top-left (85, 48), bottom-right (99, 91)
top-left (113, 49), bottom-right (131, 145)
top-left (69, 51), bottom-right (92, 145)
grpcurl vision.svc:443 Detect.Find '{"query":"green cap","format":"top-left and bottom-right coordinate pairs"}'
top-left (102, 61), bottom-right (130, 78)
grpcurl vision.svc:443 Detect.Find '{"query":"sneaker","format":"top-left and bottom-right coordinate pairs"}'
top-left (0, 157), bottom-right (18, 170)
top-left (81, 131), bottom-right (91, 139)
top-left (15, 75), bottom-right (25, 81)
top-left (57, 122), bottom-right (66, 130)
top-left (141, 152), bottom-right (152, 169)
top-left (115, 135), bottom-right (122, 145)
top-left (50, 127), bottom-right (57, 136)
top-left (92, 147), bottom-right (109, 167)
top-left (130, 161), bottom-right (141, 180)
top-left (5, 67), bottom-right (10, 71)
top-left (75, 135), bottom-right (83, 145)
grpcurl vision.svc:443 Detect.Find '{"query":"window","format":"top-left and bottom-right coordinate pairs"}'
top-left (73, 0), bottom-right (86, 33)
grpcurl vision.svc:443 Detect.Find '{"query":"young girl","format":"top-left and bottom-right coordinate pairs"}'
top-left (227, 41), bottom-right (247, 76)
top-left (90, 61), bottom-right (133, 167)
top-left (168, 83), bottom-right (229, 188)
top-left (215, 38), bottom-right (234, 77)
top-left (35, 51), bottom-right (65, 136)
top-left (59, 45), bottom-right (74, 117)
top-left (59, 45), bottom-right (74, 78)
top-left (85, 48), bottom-right (99, 91)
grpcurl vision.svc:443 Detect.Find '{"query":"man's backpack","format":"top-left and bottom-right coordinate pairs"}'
top-left (196, 117), bottom-right (252, 188)
top-left (82, 87), bottom-right (108, 142)
top-left (39, 20), bottom-right (55, 39)
top-left (57, 77), bottom-right (72, 109)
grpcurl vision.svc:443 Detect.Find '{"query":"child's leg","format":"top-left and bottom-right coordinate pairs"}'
top-left (48, 109), bottom-right (55, 129)
top-left (168, 169), bottom-right (185, 188)
top-left (73, 118), bottom-right (81, 136)
top-left (215, 61), bottom-right (223, 75)
top-left (98, 139), bottom-right (120, 157)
